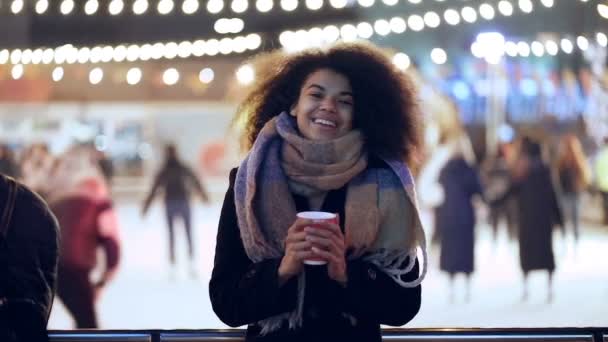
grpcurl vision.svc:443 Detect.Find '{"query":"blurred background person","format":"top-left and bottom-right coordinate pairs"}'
top-left (0, 144), bottom-right (20, 178)
top-left (436, 132), bottom-right (484, 303)
top-left (596, 136), bottom-right (608, 226)
top-left (142, 143), bottom-right (209, 278)
top-left (554, 134), bottom-right (591, 245)
top-left (19, 143), bottom-right (54, 198)
top-left (46, 146), bottom-right (121, 328)
top-left (482, 141), bottom-right (518, 244)
top-left (499, 136), bottom-right (563, 303)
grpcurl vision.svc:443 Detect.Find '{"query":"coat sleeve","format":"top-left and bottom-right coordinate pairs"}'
top-left (209, 168), bottom-right (299, 327)
top-left (3, 186), bottom-right (59, 340)
top-left (340, 257), bottom-right (421, 326)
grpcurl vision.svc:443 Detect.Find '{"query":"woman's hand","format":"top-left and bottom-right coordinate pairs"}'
top-left (278, 218), bottom-right (314, 286)
top-left (304, 221), bottom-right (348, 286)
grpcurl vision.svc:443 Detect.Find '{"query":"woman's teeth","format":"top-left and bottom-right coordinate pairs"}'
top-left (313, 118), bottom-right (336, 127)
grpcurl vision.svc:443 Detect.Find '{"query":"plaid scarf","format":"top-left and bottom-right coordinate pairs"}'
top-left (234, 112), bottom-right (427, 333)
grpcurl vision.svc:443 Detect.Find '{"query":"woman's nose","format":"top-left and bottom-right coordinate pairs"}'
top-left (320, 97), bottom-right (336, 112)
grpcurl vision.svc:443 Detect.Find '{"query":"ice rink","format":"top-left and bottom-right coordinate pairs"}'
top-left (48, 189), bottom-right (608, 330)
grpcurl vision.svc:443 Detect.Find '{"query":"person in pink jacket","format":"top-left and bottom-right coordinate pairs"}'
top-left (47, 147), bottom-right (121, 328)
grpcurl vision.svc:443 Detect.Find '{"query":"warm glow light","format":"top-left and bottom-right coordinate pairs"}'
top-left (479, 3), bottom-right (495, 20)
top-left (256, 0), bottom-right (273, 12)
top-left (11, 0), bottom-right (24, 14)
top-left (392, 52), bottom-right (410, 71)
top-left (85, 0), bottom-right (100, 14)
top-left (158, 0), bottom-right (175, 14)
top-left (305, 0), bottom-right (322, 10)
top-left (545, 40), bottom-right (558, 55)
top-left (498, 0), bottom-right (513, 16)
top-left (329, 0), bottom-right (346, 8)
top-left (199, 68), bottom-right (215, 83)
top-left (35, 0), bottom-right (49, 14)
top-left (133, 0), bottom-right (149, 14)
top-left (373, 20), bottom-right (390, 36)
top-left (60, 0), bottom-right (75, 15)
top-left (183, 0), bottom-right (200, 13)
top-left (52, 67), bottom-right (64, 82)
top-left (430, 48), bottom-right (447, 64)
top-left (281, 0), bottom-right (297, 11)
top-left (163, 68), bottom-right (180, 85)
top-left (597, 32), bottom-right (608, 47)
top-left (89, 67), bottom-right (104, 85)
top-left (126, 67), bottom-right (142, 85)
top-left (0, 50), bottom-right (9, 65)
top-left (560, 38), bottom-right (573, 54)
top-left (389, 17), bottom-right (406, 34)
top-left (207, 0), bottom-right (224, 13)
top-left (407, 15), bottom-right (425, 31)
top-left (236, 64), bottom-right (255, 85)
top-left (577, 36), bottom-right (589, 50)
top-left (599, 4), bottom-right (608, 19)
top-left (11, 64), bottom-right (24, 79)
top-left (518, 0), bottom-right (533, 13)
top-left (531, 41), bottom-right (544, 56)
top-left (231, 0), bottom-right (248, 12)
top-left (423, 11), bottom-right (440, 28)
top-left (444, 9), bottom-right (460, 25)
top-left (109, 0), bottom-right (125, 15)
top-left (461, 6), bottom-right (477, 23)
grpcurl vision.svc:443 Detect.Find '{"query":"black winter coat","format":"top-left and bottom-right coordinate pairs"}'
top-left (436, 158), bottom-right (483, 275)
top-left (0, 175), bottom-right (60, 342)
top-left (513, 159), bottom-right (563, 272)
top-left (209, 160), bottom-right (421, 342)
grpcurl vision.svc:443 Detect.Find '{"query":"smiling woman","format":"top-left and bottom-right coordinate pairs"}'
top-left (290, 68), bottom-right (354, 141)
top-left (209, 42), bottom-right (427, 342)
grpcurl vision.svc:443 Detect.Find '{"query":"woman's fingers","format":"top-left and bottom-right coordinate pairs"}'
top-left (305, 234), bottom-right (339, 253)
top-left (289, 240), bottom-right (312, 252)
top-left (311, 246), bottom-right (341, 264)
top-left (285, 230), bottom-right (307, 244)
top-left (304, 227), bottom-right (344, 249)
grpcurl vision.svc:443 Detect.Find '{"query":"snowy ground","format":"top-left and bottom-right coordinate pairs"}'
top-left (48, 192), bottom-right (608, 330)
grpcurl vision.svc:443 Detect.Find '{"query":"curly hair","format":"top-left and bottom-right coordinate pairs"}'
top-left (236, 42), bottom-right (422, 168)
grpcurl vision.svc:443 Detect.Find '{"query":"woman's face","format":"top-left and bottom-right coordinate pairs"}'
top-left (290, 68), bottom-right (354, 141)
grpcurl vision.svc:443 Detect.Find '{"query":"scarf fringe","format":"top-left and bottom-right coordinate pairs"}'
top-left (258, 271), bottom-right (306, 335)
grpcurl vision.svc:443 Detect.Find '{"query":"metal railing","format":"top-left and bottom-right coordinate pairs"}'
top-left (48, 328), bottom-right (608, 342)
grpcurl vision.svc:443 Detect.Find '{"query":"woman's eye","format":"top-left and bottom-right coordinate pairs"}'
top-left (339, 99), bottom-right (353, 105)
top-left (309, 93), bottom-right (322, 98)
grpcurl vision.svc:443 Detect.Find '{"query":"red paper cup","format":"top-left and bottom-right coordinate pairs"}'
top-left (296, 211), bottom-right (338, 266)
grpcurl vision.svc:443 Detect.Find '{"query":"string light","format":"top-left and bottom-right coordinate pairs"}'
top-left (199, 68), bottom-right (215, 83)
top-left (598, 4), bottom-right (608, 19)
top-left (85, 0), bottom-right (100, 14)
top-left (236, 64), bottom-right (255, 85)
top-left (126, 67), bottom-right (142, 85)
top-left (133, 0), bottom-right (149, 14)
top-left (158, 0), bottom-right (175, 14)
top-left (109, 0), bottom-right (125, 15)
top-left (3, 0), bottom-right (598, 16)
top-left (163, 68), bottom-right (180, 85)
top-left (3, 33), bottom-right (262, 66)
top-left (89, 67), bottom-right (104, 84)
top-left (430, 48), bottom-right (447, 64)
top-left (52, 67), bottom-right (64, 82)
top-left (11, 0), bottom-right (24, 14)
top-left (11, 64), bottom-right (24, 79)
top-left (183, 0), bottom-right (200, 14)
top-left (60, 0), bottom-right (75, 15)
top-left (35, 0), bottom-right (49, 14)
top-left (498, 0), bottom-right (513, 16)
top-left (392, 52), bottom-right (410, 71)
